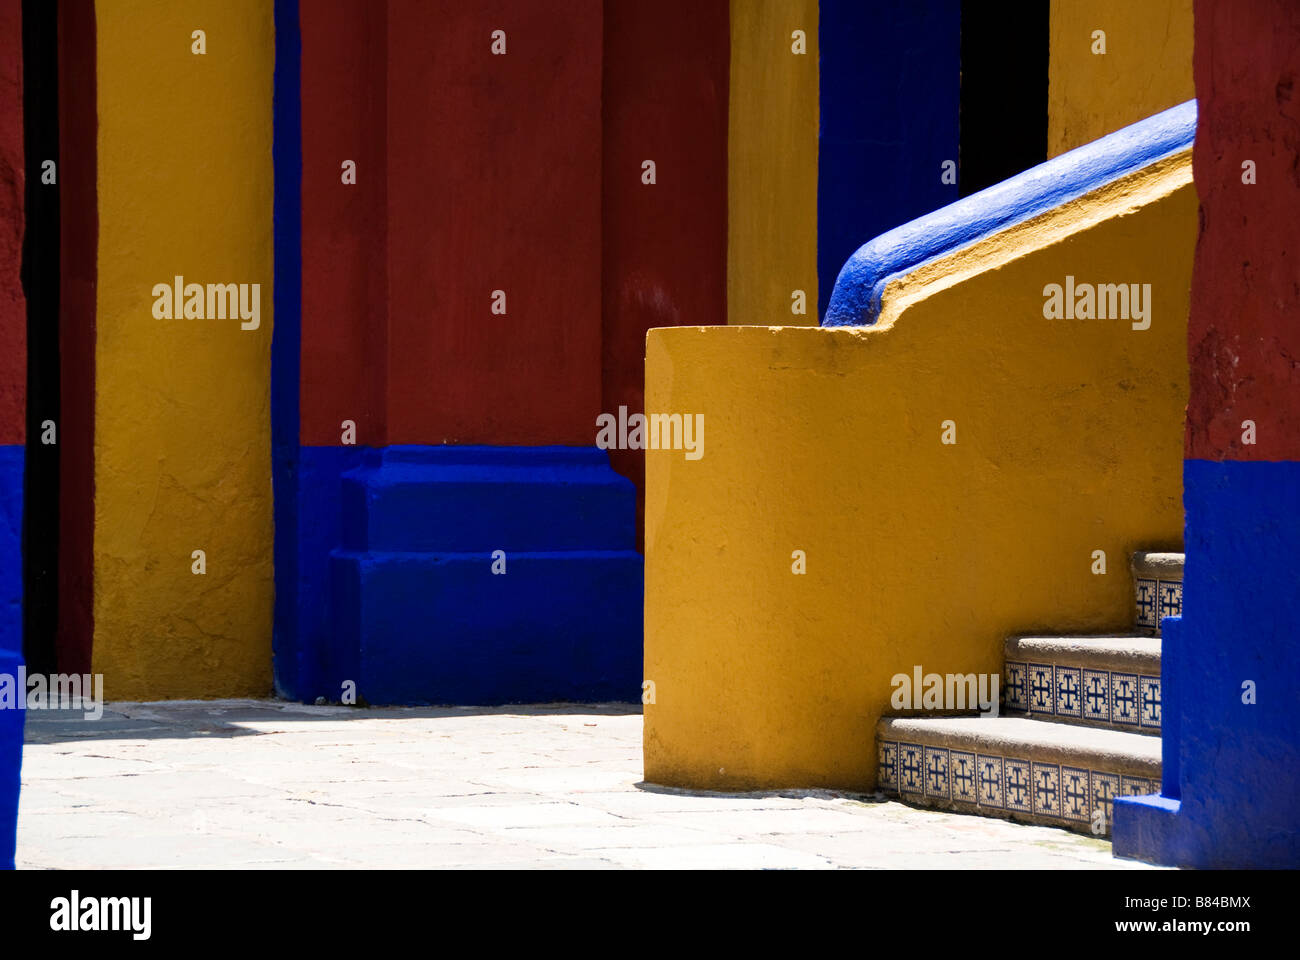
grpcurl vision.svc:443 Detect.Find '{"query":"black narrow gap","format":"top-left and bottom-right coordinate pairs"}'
top-left (20, 0), bottom-right (60, 676)
top-left (959, 0), bottom-right (1050, 197)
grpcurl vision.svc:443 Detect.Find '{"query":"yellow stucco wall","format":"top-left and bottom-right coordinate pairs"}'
top-left (643, 150), bottom-right (1193, 791)
top-left (727, 0), bottom-right (818, 326)
top-left (1049, 0), bottom-right (1194, 156)
top-left (93, 1), bottom-right (274, 698)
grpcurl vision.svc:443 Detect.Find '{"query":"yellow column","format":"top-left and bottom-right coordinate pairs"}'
top-left (93, 0), bottom-right (275, 698)
top-left (1049, 0), bottom-right (1194, 156)
top-left (727, 0), bottom-right (819, 325)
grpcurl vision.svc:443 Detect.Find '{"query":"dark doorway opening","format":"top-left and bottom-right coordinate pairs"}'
top-left (20, 0), bottom-right (60, 676)
top-left (20, 0), bottom-right (96, 677)
top-left (959, 0), bottom-right (1050, 196)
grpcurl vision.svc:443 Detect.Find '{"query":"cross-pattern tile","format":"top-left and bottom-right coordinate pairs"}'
top-left (1031, 762), bottom-right (1061, 817)
top-left (1139, 676), bottom-right (1162, 730)
top-left (1135, 576), bottom-right (1182, 636)
top-left (1028, 663), bottom-right (1054, 713)
top-left (1023, 663), bottom-right (1161, 732)
top-left (877, 739), bottom-right (1157, 838)
top-left (1055, 666), bottom-right (1082, 718)
top-left (1004, 661), bottom-right (1027, 711)
top-left (1091, 772), bottom-right (1120, 829)
top-left (1121, 775), bottom-right (1155, 797)
top-left (950, 751), bottom-right (978, 804)
top-left (923, 746), bottom-right (950, 800)
top-left (1004, 759), bottom-right (1033, 813)
top-left (1111, 673), bottom-right (1139, 726)
top-left (1083, 669), bottom-right (1111, 723)
top-left (1157, 580), bottom-right (1182, 622)
top-left (899, 743), bottom-right (924, 795)
top-left (1061, 766), bottom-right (1091, 823)
top-left (1135, 578), bottom-right (1158, 628)
top-left (878, 741), bottom-right (898, 790)
top-left (977, 754), bottom-right (1004, 809)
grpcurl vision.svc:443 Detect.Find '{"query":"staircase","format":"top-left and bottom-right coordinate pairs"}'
top-left (875, 552), bottom-right (1181, 836)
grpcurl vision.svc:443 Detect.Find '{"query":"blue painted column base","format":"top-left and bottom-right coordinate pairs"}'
top-left (0, 648), bottom-right (20, 870)
top-left (322, 446), bottom-right (643, 705)
top-left (1, 446), bottom-right (24, 869)
top-left (1114, 460), bottom-right (1300, 868)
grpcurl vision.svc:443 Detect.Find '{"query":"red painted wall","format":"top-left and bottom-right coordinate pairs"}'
top-left (301, 0), bottom-right (606, 447)
top-left (57, 0), bottom-right (97, 674)
top-left (0, 0), bottom-right (24, 447)
top-left (1187, 0), bottom-right (1300, 461)
top-left (385, 0), bottom-right (603, 445)
top-left (601, 0), bottom-right (729, 532)
top-left (299, 0), bottom-right (728, 457)
top-left (300, 0), bottom-right (388, 447)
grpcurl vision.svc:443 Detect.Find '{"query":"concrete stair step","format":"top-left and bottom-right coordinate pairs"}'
top-left (1003, 635), bottom-right (1161, 734)
top-left (1131, 550), bottom-right (1183, 635)
top-left (340, 445), bottom-right (637, 553)
top-left (877, 715), bottom-right (1160, 836)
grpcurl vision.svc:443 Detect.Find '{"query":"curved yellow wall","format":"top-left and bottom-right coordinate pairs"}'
top-left (727, 0), bottom-right (818, 326)
top-left (93, 0), bottom-right (274, 698)
top-left (1049, 0), bottom-right (1193, 156)
top-left (644, 151), bottom-right (1193, 791)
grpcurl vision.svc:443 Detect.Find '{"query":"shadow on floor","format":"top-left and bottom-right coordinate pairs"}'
top-left (21, 698), bottom-right (643, 744)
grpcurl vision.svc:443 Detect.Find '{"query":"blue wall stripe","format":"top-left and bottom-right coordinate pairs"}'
top-left (271, 0), bottom-right (303, 698)
top-left (1115, 459), bottom-right (1300, 868)
top-left (0, 444), bottom-right (24, 869)
top-left (817, 0), bottom-right (962, 320)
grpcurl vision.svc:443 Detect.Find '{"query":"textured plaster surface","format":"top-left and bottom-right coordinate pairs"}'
top-left (1048, 0), bottom-right (1194, 157)
top-left (1184, 0), bottom-right (1300, 461)
top-left (92, 1), bottom-right (274, 698)
top-left (727, 0), bottom-right (818, 326)
top-left (644, 154), bottom-right (1192, 792)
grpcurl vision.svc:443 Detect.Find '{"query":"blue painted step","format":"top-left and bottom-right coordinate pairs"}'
top-left (331, 548), bottom-right (642, 705)
top-left (341, 445), bottom-right (636, 552)
top-left (328, 445), bottom-right (643, 705)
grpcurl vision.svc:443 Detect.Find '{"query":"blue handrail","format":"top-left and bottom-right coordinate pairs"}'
top-left (822, 100), bottom-right (1197, 327)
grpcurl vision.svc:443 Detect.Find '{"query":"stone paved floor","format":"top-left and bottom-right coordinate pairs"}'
top-left (16, 699), bottom-right (1159, 869)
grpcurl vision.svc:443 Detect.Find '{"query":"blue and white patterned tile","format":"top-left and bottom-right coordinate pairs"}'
top-left (898, 742), bottom-right (925, 795)
top-left (950, 750), bottom-right (978, 804)
top-left (1004, 759), bottom-right (1033, 813)
top-left (1061, 766), bottom-right (1091, 823)
top-left (1090, 771), bottom-right (1120, 829)
top-left (1004, 661), bottom-right (1028, 711)
top-left (1111, 672), bottom-right (1140, 726)
top-left (1028, 663), bottom-right (1055, 714)
top-left (1135, 578), bottom-right (1158, 628)
top-left (1139, 676), bottom-right (1162, 730)
top-left (1157, 579), bottom-right (1183, 622)
top-left (1121, 775), bottom-right (1155, 797)
top-left (878, 740), bottom-right (898, 790)
top-left (1031, 762), bottom-right (1062, 819)
top-left (1083, 669), bottom-right (1111, 723)
top-left (977, 754), bottom-right (1004, 809)
top-left (1054, 665), bottom-right (1082, 718)
top-left (923, 746), bottom-right (951, 800)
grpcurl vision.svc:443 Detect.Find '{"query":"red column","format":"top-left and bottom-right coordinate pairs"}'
top-left (385, 0), bottom-right (604, 445)
top-left (601, 0), bottom-right (729, 536)
top-left (0, 0), bottom-right (23, 450)
top-left (300, 0), bottom-right (388, 447)
top-left (56, 0), bottom-right (97, 674)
